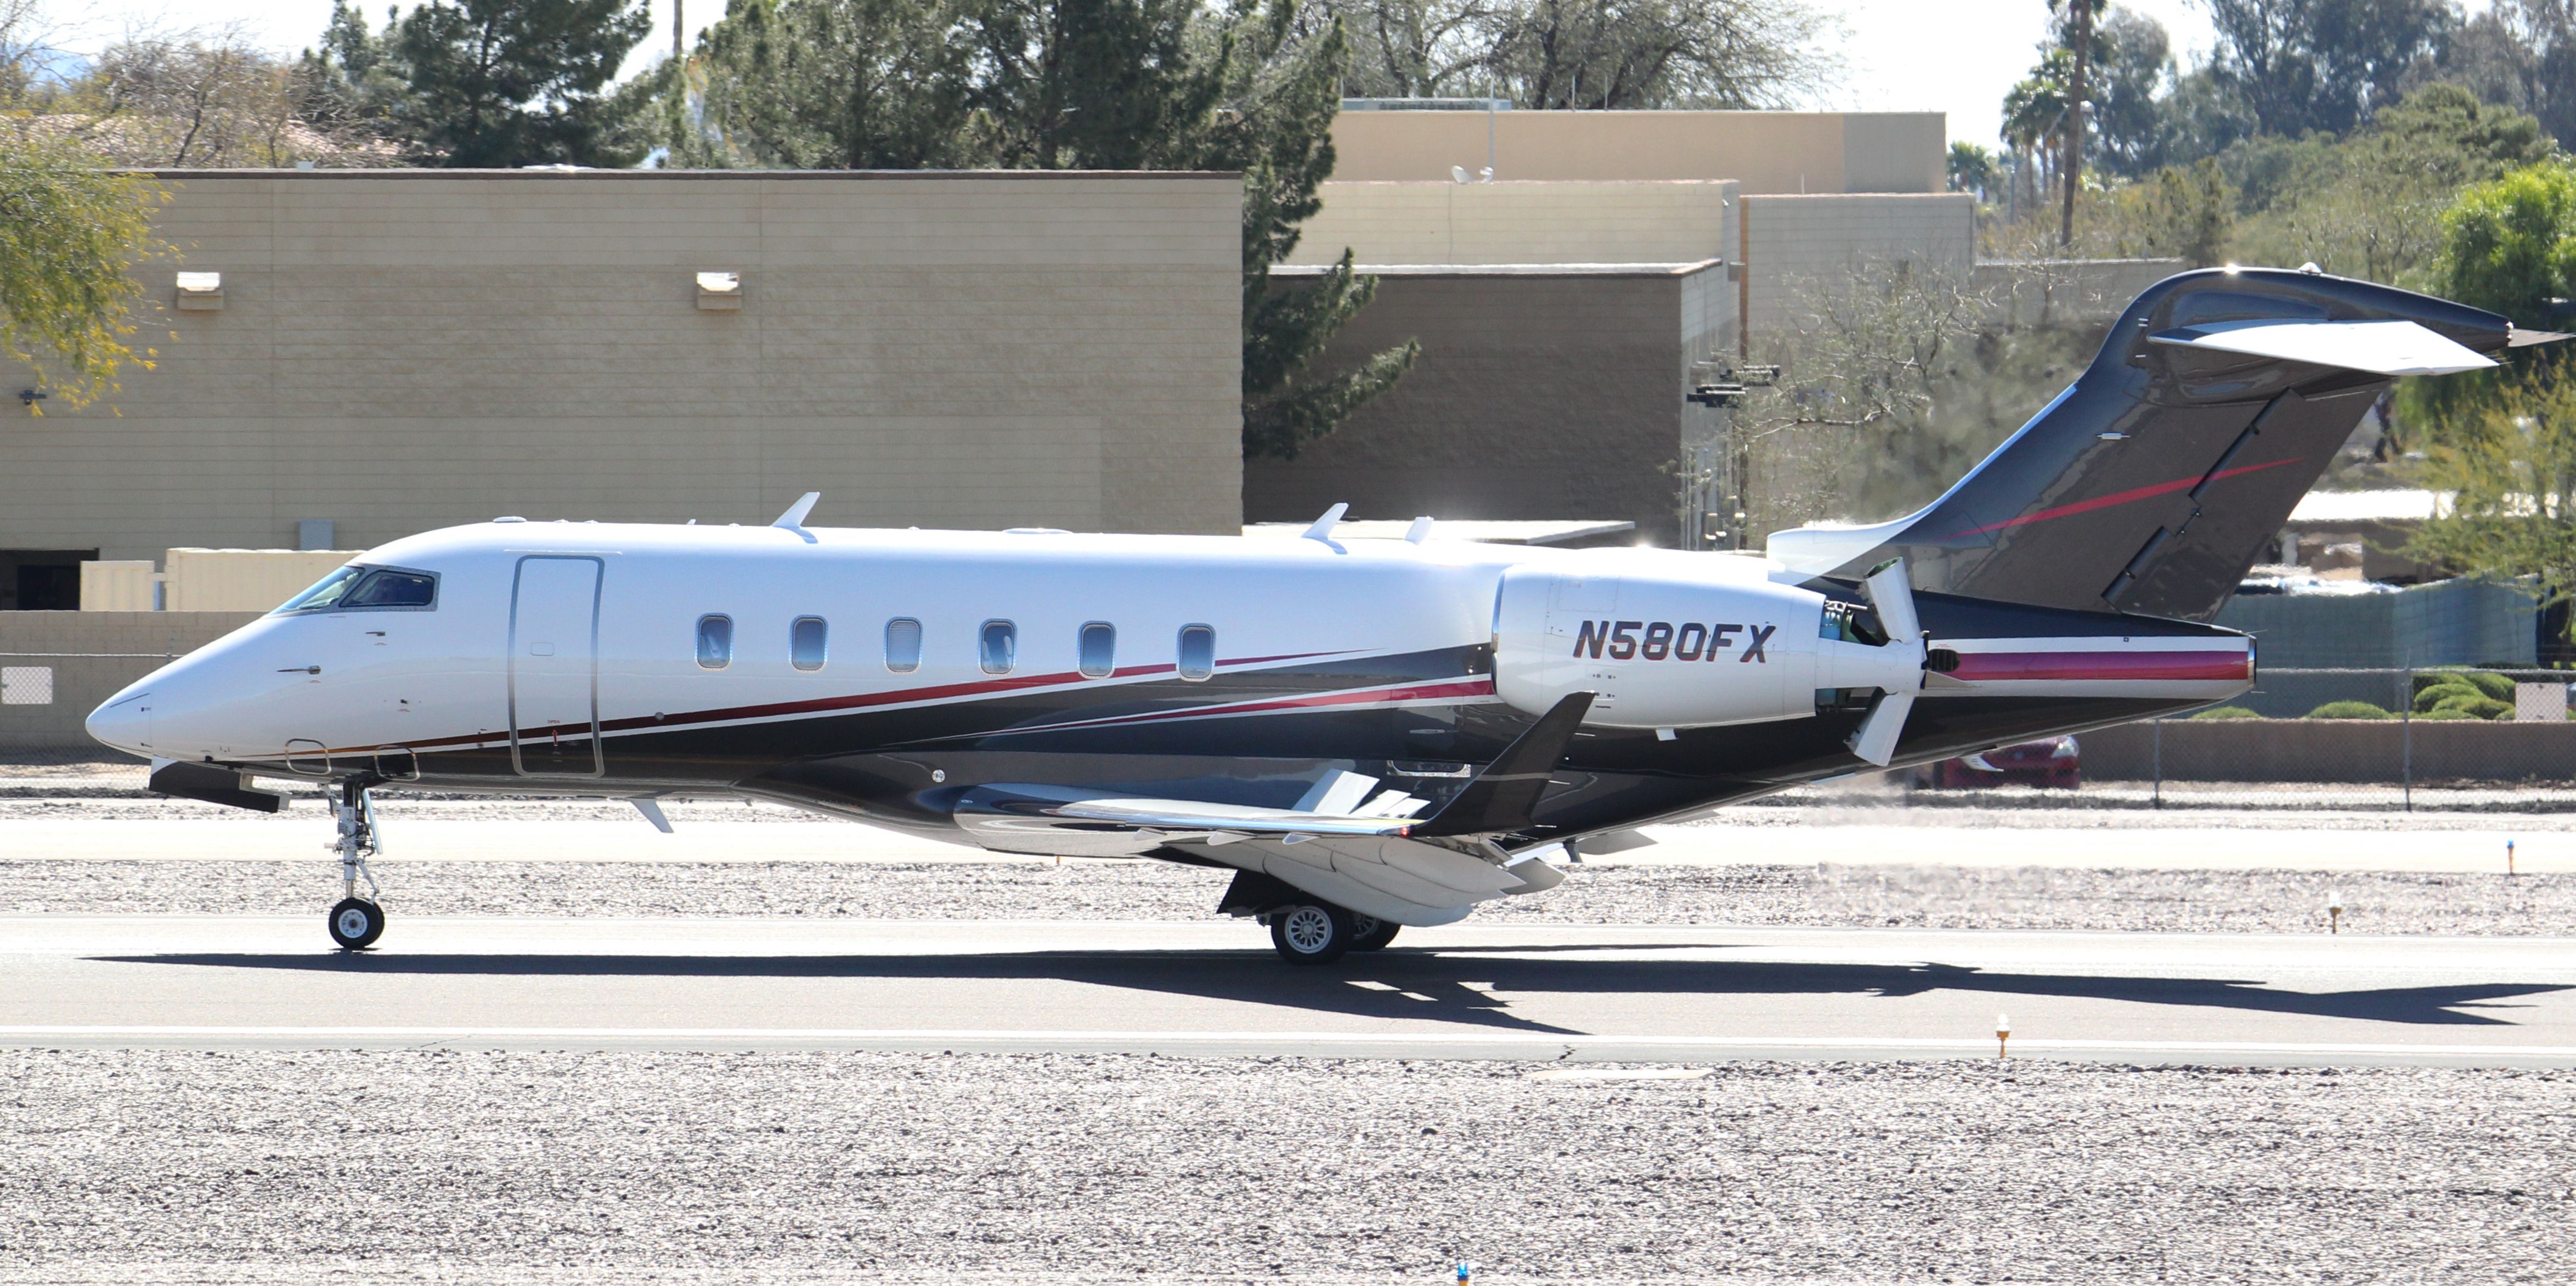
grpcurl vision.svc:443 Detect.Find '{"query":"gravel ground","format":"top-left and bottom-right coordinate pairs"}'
top-left (3, 858), bottom-right (2569, 935)
top-left (0, 1050), bottom-right (2567, 1284)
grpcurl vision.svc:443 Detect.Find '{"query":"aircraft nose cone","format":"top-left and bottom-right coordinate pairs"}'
top-left (86, 691), bottom-right (150, 754)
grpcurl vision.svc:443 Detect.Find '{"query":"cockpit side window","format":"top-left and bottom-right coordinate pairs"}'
top-left (273, 566), bottom-right (438, 614)
top-left (342, 569), bottom-right (437, 609)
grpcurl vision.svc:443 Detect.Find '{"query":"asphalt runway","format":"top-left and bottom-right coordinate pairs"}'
top-left (6, 916), bottom-right (2571, 1068)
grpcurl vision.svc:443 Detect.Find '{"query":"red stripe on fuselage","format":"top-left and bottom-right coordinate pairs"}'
top-left (993, 677), bottom-right (1499, 735)
top-left (1948, 650), bottom-right (2251, 683)
top-left (1944, 457), bottom-right (2305, 539)
top-left (347, 648), bottom-right (1375, 756)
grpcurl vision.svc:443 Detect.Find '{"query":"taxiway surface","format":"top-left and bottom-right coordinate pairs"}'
top-left (5, 916), bottom-right (2570, 1067)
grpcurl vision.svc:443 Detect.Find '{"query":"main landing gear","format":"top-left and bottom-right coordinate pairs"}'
top-left (1265, 903), bottom-right (1401, 964)
top-left (325, 779), bottom-right (387, 950)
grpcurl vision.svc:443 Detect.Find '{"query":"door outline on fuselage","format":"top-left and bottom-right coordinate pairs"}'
top-left (507, 555), bottom-right (605, 778)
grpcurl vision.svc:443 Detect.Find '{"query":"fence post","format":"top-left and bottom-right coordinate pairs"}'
top-left (2402, 665), bottom-right (2414, 813)
top-left (2151, 718), bottom-right (2163, 809)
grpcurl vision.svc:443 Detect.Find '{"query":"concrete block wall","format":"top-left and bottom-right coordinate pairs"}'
top-left (1741, 193), bottom-right (1978, 335)
top-left (1246, 263), bottom-right (1721, 540)
top-left (1289, 181), bottom-right (1737, 268)
top-left (4, 171), bottom-right (1245, 563)
top-left (0, 612), bottom-right (263, 751)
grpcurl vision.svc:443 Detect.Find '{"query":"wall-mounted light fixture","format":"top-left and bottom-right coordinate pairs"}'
top-left (176, 272), bottom-right (224, 311)
top-left (696, 272), bottom-right (742, 312)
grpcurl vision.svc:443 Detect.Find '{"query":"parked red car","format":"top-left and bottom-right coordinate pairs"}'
top-left (1913, 735), bottom-right (2081, 789)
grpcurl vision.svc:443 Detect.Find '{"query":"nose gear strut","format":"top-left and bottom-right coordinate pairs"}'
top-left (326, 776), bottom-right (387, 950)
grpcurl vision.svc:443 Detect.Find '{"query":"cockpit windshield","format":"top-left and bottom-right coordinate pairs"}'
top-left (275, 567), bottom-right (364, 613)
top-left (272, 566), bottom-right (439, 614)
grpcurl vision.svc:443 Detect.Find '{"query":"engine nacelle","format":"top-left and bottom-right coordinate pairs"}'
top-left (1493, 555), bottom-right (1922, 730)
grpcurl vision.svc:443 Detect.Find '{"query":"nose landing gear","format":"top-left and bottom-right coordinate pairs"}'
top-left (326, 779), bottom-right (386, 950)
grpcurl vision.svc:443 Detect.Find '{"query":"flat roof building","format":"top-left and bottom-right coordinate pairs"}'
top-left (0, 168), bottom-right (1246, 603)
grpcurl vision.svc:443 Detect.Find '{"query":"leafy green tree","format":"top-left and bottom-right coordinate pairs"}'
top-left (1946, 141), bottom-right (1997, 195)
top-left (670, 0), bottom-right (979, 167)
top-left (1310, 0), bottom-right (1837, 109)
top-left (2233, 85), bottom-right (2556, 284)
top-left (2205, 0), bottom-right (2454, 138)
top-left (2091, 158), bottom-right (2235, 267)
top-left (2408, 375), bottom-right (2576, 634)
top-left (301, 0), bottom-right (654, 166)
top-left (0, 129), bottom-right (165, 411)
top-left (2396, 161), bottom-right (2575, 447)
top-left (2429, 160), bottom-right (2576, 323)
top-left (672, 0), bottom-right (1417, 459)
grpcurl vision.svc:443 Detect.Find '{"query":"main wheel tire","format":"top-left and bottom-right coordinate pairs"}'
top-left (327, 898), bottom-right (385, 950)
top-left (1269, 903), bottom-right (1356, 964)
top-left (1350, 914), bottom-right (1402, 952)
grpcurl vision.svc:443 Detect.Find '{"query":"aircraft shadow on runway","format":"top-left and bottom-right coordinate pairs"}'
top-left (93, 946), bottom-right (2570, 1035)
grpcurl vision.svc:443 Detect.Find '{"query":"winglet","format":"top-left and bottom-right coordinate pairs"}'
top-left (1303, 503), bottom-right (1349, 543)
top-left (632, 798), bottom-right (674, 833)
top-left (1404, 516), bottom-right (1435, 543)
top-left (1408, 691), bottom-right (1594, 838)
top-left (772, 492), bottom-right (821, 543)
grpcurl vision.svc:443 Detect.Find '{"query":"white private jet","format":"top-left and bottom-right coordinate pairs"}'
top-left (87, 268), bottom-right (2554, 961)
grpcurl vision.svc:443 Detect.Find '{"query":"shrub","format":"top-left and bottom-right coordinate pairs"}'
top-left (2418, 706), bottom-right (2480, 719)
top-left (2306, 700), bottom-right (2394, 719)
top-left (2416, 670), bottom-right (2515, 701)
top-left (2432, 693), bottom-right (2514, 720)
top-left (2413, 681), bottom-right (2482, 713)
top-left (2190, 705), bottom-right (2263, 719)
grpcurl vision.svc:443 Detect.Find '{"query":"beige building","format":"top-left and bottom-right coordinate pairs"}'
top-left (1328, 110), bottom-right (1947, 194)
top-left (0, 168), bottom-right (1245, 603)
top-left (1245, 261), bottom-right (1728, 541)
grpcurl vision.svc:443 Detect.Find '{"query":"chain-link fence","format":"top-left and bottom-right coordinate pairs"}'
top-left (1879, 666), bottom-right (2576, 813)
top-left (0, 651), bottom-right (172, 763)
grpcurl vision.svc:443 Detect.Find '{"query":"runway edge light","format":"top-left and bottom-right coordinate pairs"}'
top-left (1996, 1014), bottom-right (2010, 1060)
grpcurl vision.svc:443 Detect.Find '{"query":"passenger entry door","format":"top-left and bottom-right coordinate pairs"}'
top-left (509, 556), bottom-right (604, 777)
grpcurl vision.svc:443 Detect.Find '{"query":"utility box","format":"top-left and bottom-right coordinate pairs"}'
top-left (2515, 681), bottom-right (2568, 723)
top-left (79, 561), bottom-right (162, 611)
top-left (161, 549), bottom-right (357, 612)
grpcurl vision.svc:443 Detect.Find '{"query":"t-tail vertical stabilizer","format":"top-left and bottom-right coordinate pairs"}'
top-left (1768, 267), bottom-right (2562, 621)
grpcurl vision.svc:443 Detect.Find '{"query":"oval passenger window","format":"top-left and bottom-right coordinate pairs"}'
top-left (980, 621), bottom-right (1017, 675)
top-left (792, 617), bottom-right (828, 672)
top-left (1177, 624), bottom-right (1214, 681)
top-left (696, 614), bottom-right (733, 670)
top-left (1078, 622), bottom-right (1116, 678)
top-left (885, 618), bottom-right (922, 673)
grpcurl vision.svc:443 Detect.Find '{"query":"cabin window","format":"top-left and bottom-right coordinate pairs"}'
top-left (791, 617), bottom-right (828, 672)
top-left (1177, 624), bottom-right (1215, 681)
top-left (1077, 622), bottom-right (1116, 678)
top-left (980, 621), bottom-right (1018, 675)
top-left (884, 618), bottom-right (922, 673)
top-left (697, 614), bottom-right (733, 669)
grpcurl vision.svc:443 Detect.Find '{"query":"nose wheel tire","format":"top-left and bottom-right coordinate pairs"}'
top-left (1351, 914), bottom-right (1401, 952)
top-left (1269, 903), bottom-right (1357, 964)
top-left (327, 898), bottom-right (386, 950)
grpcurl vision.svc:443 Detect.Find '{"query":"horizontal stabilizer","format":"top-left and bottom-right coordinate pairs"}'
top-left (2147, 318), bottom-right (2494, 376)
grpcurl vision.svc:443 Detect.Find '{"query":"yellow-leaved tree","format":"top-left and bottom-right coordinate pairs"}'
top-left (0, 126), bottom-right (166, 413)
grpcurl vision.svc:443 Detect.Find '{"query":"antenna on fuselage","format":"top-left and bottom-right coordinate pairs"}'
top-left (1302, 503), bottom-right (1348, 544)
top-left (772, 492), bottom-right (821, 544)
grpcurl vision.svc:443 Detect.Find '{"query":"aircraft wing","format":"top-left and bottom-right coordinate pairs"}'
top-left (945, 692), bottom-right (1595, 921)
top-left (2148, 318), bottom-right (2496, 376)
